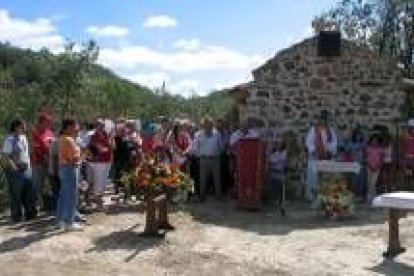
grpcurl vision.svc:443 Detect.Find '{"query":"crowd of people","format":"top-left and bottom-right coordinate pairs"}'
top-left (0, 113), bottom-right (257, 231)
top-left (304, 112), bottom-right (414, 205)
top-left (2, 111), bottom-right (414, 231)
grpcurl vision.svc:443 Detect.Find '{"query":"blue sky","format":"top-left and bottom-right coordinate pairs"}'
top-left (0, 0), bottom-right (337, 96)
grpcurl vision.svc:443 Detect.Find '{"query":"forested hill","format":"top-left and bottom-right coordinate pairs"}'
top-left (0, 41), bottom-right (234, 129)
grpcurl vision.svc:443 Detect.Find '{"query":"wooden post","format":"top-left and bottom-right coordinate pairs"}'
top-left (384, 208), bottom-right (406, 258)
top-left (156, 194), bottom-right (175, 231)
top-left (142, 190), bottom-right (173, 237)
top-left (142, 188), bottom-right (159, 236)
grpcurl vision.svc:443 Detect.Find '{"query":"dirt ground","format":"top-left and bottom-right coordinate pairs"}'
top-left (0, 199), bottom-right (414, 276)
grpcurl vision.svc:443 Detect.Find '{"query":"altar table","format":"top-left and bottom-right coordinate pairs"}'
top-left (373, 192), bottom-right (414, 257)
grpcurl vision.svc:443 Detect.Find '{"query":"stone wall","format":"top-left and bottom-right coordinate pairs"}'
top-left (236, 36), bottom-right (405, 138)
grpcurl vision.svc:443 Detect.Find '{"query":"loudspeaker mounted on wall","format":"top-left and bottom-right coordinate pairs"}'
top-left (318, 31), bottom-right (341, 57)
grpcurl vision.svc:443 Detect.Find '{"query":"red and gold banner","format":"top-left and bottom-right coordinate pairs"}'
top-left (235, 138), bottom-right (265, 210)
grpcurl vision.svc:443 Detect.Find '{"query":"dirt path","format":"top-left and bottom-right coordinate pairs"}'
top-left (0, 201), bottom-right (413, 276)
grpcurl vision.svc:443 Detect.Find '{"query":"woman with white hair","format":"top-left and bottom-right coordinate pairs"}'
top-left (166, 119), bottom-right (192, 169)
top-left (124, 120), bottom-right (142, 167)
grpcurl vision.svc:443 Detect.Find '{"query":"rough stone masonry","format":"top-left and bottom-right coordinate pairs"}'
top-left (230, 36), bottom-right (405, 139)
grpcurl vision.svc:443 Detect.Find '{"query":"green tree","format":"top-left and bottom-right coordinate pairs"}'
top-left (314, 0), bottom-right (413, 77)
top-left (44, 40), bottom-right (99, 119)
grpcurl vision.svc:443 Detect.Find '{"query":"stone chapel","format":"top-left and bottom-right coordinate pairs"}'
top-left (229, 34), bottom-right (406, 137)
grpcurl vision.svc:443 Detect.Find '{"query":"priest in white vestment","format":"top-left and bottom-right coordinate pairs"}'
top-left (305, 112), bottom-right (337, 202)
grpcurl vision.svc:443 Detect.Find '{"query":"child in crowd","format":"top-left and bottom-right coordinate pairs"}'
top-left (365, 134), bottom-right (385, 203)
top-left (377, 132), bottom-right (394, 194)
top-left (154, 145), bottom-right (173, 165)
top-left (269, 136), bottom-right (288, 207)
top-left (339, 146), bottom-right (354, 162)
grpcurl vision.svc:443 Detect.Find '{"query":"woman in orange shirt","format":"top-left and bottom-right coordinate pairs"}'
top-left (57, 119), bottom-right (83, 231)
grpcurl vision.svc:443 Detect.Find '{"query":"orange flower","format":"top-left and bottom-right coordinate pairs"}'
top-left (138, 178), bottom-right (150, 186)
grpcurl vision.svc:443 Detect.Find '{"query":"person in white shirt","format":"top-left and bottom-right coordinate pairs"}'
top-left (192, 116), bottom-right (223, 201)
top-left (305, 112), bottom-right (338, 202)
top-left (2, 119), bottom-right (37, 222)
top-left (76, 123), bottom-right (94, 150)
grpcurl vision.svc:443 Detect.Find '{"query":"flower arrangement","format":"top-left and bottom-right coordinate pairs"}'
top-left (120, 153), bottom-right (194, 202)
top-left (317, 174), bottom-right (354, 219)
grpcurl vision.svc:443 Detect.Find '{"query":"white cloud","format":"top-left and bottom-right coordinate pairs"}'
top-left (99, 44), bottom-right (264, 73)
top-left (143, 15), bottom-right (177, 28)
top-left (86, 25), bottom-right (130, 38)
top-left (0, 9), bottom-right (264, 96)
top-left (169, 79), bottom-right (200, 96)
top-left (0, 9), bottom-right (64, 53)
top-left (98, 41), bottom-right (265, 96)
top-left (173, 39), bottom-right (201, 51)
top-left (286, 25), bottom-right (315, 45)
top-left (126, 72), bottom-right (201, 97)
top-left (127, 71), bottom-right (170, 89)
top-left (304, 26), bottom-right (315, 37)
top-left (212, 75), bottom-right (253, 91)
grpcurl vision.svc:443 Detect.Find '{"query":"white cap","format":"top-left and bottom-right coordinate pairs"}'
top-left (408, 119), bottom-right (414, 127)
top-left (104, 119), bottom-right (115, 134)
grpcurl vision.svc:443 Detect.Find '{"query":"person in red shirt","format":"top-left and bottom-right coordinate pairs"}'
top-left (89, 119), bottom-right (113, 209)
top-left (141, 122), bottom-right (156, 154)
top-left (31, 113), bottom-right (54, 210)
top-left (152, 125), bottom-right (164, 151)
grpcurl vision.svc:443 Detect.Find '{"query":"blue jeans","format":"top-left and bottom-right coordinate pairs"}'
top-left (57, 165), bottom-right (79, 225)
top-left (49, 175), bottom-right (61, 214)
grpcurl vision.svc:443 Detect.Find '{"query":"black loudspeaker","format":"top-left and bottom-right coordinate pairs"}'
top-left (318, 31), bottom-right (341, 57)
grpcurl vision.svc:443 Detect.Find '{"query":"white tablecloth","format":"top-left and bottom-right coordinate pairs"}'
top-left (313, 161), bottom-right (361, 174)
top-left (373, 192), bottom-right (414, 210)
